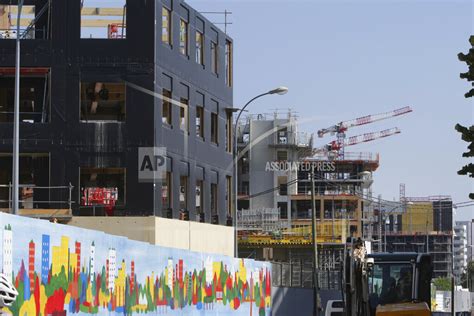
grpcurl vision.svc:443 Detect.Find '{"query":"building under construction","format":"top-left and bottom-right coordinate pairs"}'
top-left (236, 111), bottom-right (380, 289)
top-left (0, 0), bottom-right (235, 225)
top-left (382, 196), bottom-right (454, 278)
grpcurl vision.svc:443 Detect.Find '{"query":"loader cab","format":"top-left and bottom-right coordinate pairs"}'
top-left (366, 253), bottom-right (432, 316)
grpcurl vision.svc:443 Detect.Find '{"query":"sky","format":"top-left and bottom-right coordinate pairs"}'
top-left (87, 0), bottom-right (473, 220)
top-left (183, 0), bottom-right (474, 221)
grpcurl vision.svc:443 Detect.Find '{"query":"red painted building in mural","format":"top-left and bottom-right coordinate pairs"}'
top-left (28, 240), bottom-right (35, 292)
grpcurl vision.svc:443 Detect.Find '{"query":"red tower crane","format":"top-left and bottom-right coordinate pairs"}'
top-left (316, 106), bottom-right (412, 158)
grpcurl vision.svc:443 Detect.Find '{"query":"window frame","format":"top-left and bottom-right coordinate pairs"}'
top-left (162, 171), bottom-right (172, 210)
top-left (226, 111), bottom-right (232, 152)
top-left (180, 176), bottom-right (188, 210)
top-left (196, 105), bottom-right (204, 139)
top-left (179, 97), bottom-right (189, 132)
top-left (162, 88), bottom-right (172, 126)
top-left (225, 40), bottom-right (233, 87)
top-left (211, 41), bottom-right (218, 75)
top-left (162, 6), bottom-right (172, 46)
top-left (210, 183), bottom-right (218, 215)
top-left (79, 81), bottom-right (127, 123)
top-left (179, 18), bottom-right (189, 56)
top-left (195, 30), bottom-right (204, 65)
top-left (211, 112), bottom-right (218, 144)
top-left (196, 180), bottom-right (204, 215)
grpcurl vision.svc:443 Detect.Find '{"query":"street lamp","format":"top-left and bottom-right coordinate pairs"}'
top-left (233, 86), bottom-right (288, 257)
top-left (12, 0), bottom-right (24, 215)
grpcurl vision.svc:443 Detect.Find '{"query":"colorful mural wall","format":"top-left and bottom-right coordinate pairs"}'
top-left (0, 213), bottom-right (271, 315)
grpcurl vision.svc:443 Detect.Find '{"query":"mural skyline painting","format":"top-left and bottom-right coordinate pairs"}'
top-left (0, 213), bottom-right (271, 316)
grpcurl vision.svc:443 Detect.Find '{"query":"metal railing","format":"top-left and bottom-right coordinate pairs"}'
top-left (271, 261), bottom-right (342, 290)
top-left (0, 183), bottom-right (74, 211)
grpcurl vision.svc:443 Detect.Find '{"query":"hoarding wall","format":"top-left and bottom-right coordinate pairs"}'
top-left (0, 213), bottom-right (271, 315)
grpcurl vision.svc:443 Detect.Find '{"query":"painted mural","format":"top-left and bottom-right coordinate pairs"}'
top-left (0, 213), bottom-right (271, 316)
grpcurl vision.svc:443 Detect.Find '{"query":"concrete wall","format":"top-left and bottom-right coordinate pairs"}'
top-left (69, 216), bottom-right (234, 257)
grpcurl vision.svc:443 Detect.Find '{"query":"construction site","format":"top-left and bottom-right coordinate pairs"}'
top-left (235, 107), bottom-right (456, 295)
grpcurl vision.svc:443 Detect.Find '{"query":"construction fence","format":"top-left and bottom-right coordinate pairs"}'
top-left (271, 261), bottom-right (342, 290)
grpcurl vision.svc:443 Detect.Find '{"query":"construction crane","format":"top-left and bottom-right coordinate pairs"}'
top-left (316, 106), bottom-right (412, 158)
top-left (313, 127), bottom-right (401, 154)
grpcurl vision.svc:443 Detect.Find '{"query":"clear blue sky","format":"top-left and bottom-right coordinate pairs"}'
top-left (185, 0), bottom-right (473, 220)
top-left (89, 0), bottom-right (473, 220)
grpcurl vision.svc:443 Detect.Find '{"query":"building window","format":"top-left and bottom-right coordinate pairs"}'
top-left (162, 7), bottom-right (171, 45)
top-left (278, 202), bottom-right (288, 220)
top-left (278, 128), bottom-right (288, 144)
top-left (179, 176), bottom-right (187, 210)
top-left (0, 68), bottom-right (50, 123)
top-left (211, 112), bottom-right (218, 144)
top-left (226, 176), bottom-right (232, 216)
top-left (210, 183), bottom-right (217, 215)
top-left (226, 112), bottom-right (232, 152)
top-left (80, 167), bottom-right (125, 212)
top-left (196, 106), bottom-right (204, 138)
top-left (162, 89), bottom-right (172, 125)
top-left (277, 151), bottom-right (288, 161)
top-left (80, 82), bottom-right (126, 122)
top-left (211, 41), bottom-right (218, 74)
top-left (196, 180), bottom-right (203, 214)
top-left (225, 40), bottom-right (232, 87)
top-left (162, 172), bottom-right (172, 210)
top-left (179, 98), bottom-right (189, 132)
top-left (278, 176), bottom-right (288, 196)
top-left (81, 1), bottom-right (126, 39)
top-left (179, 19), bottom-right (188, 56)
top-left (196, 31), bottom-right (204, 65)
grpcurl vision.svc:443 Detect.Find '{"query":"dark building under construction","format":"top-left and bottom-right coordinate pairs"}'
top-left (0, 0), bottom-right (235, 225)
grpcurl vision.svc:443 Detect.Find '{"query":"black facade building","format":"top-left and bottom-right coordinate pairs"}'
top-left (0, 0), bottom-right (234, 225)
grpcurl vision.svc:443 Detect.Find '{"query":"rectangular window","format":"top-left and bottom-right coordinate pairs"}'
top-left (196, 180), bottom-right (203, 215)
top-left (180, 176), bottom-right (187, 210)
top-left (196, 106), bottom-right (204, 138)
top-left (0, 5), bottom-right (45, 39)
top-left (196, 31), bottom-right (204, 65)
top-left (80, 167), bottom-right (125, 208)
top-left (0, 68), bottom-right (50, 123)
top-left (179, 19), bottom-right (188, 56)
top-left (162, 89), bottom-right (172, 125)
top-left (278, 202), bottom-right (288, 220)
top-left (277, 151), bottom-right (288, 161)
top-left (211, 41), bottom-right (218, 74)
top-left (179, 98), bottom-right (189, 131)
top-left (226, 112), bottom-right (232, 152)
top-left (162, 172), bottom-right (172, 210)
top-left (162, 7), bottom-right (171, 45)
top-left (225, 40), bottom-right (232, 86)
top-left (0, 154), bottom-right (49, 209)
top-left (81, 1), bottom-right (126, 39)
top-left (211, 112), bottom-right (218, 144)
top-left (278, 176), bottom-right (288, 196)
top-left (226, 176), bottom-right (232, 216)
top-left (80, 82), bottom-right (126, 122)
top-left (210, 183), bottom-right (217, 215)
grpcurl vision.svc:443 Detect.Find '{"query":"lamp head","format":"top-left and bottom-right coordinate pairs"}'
top-left (269, 86), bottom-right (289, 95)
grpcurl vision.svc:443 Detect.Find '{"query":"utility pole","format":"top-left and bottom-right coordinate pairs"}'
top-left (310, 169), bottom-right (320, 316)
top-left (378, 195), bottom-right (382, 252)
top-left (12, 0), bottom-right (24, 215)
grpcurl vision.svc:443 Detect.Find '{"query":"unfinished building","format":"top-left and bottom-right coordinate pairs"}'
top-left (382, 196), bottom-right (454, 278)
top-left (0, 0), bottom-right (234, 225)
top-left (236, 112), bottom-right (379, 289)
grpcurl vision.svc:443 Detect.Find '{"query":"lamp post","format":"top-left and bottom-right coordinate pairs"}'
top-left (233, 86), bottom-right (288, 258)
top-left (12, 0), bottom-right (24, 215)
